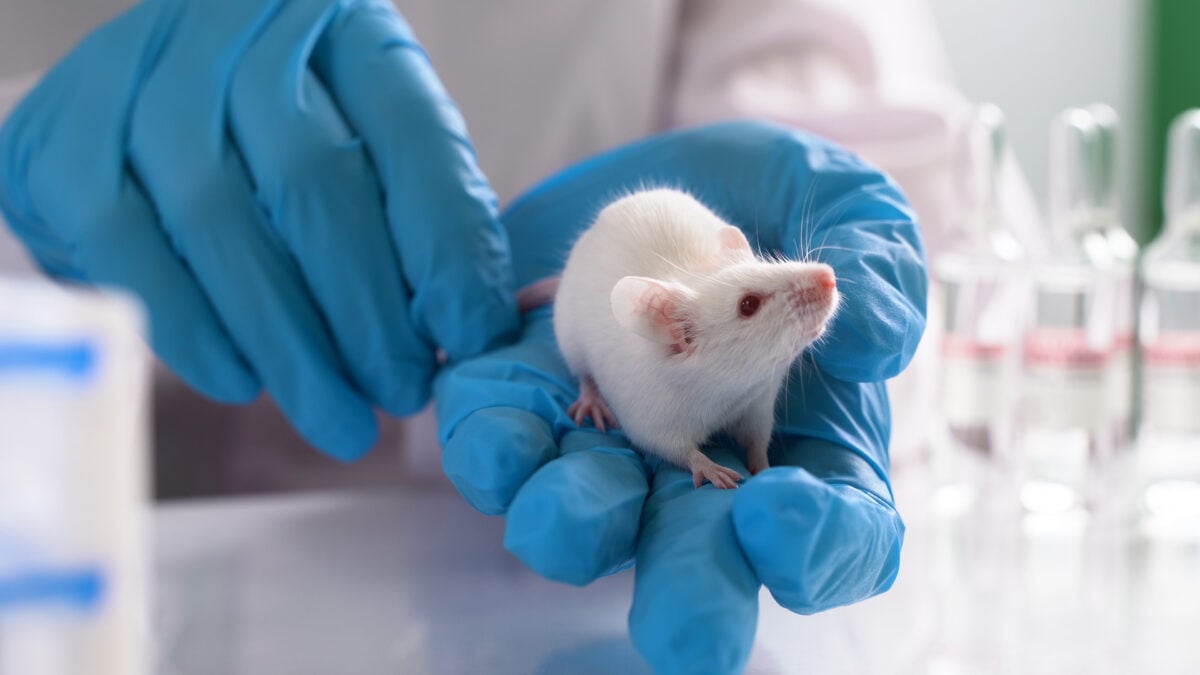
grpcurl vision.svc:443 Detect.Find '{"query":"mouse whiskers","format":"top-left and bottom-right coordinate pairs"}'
top-left (798, 174), bottom-right (821, 261)
top-left (753, 202), bottom-right (762, 253)
top-left (794, 355), bottom-right (808, 423)
top-left (802, 244), bottom-right (857, 259)
top-left (800, 190), bottom-right (864, 261)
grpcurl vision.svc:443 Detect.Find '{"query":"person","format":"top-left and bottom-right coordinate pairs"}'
top-left (0, 1), bottom-right (1035, 672)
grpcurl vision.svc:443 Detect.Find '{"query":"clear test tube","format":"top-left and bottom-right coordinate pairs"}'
top-left (931, 105), bottom-right (1026, 493)
top-left (1018, 109), bottom-right (1120, 515)
top-left (0, 279), bottom-right (150, 675)
top-left (1136, 110), bottom-right (1200, 519)
top-left (1085, 105), bottom-right (1138, 451)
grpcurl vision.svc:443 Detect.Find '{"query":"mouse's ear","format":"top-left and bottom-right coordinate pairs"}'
top-left (611, 276), bottom-right (693, 349)
top-left (718, 225), bottom-right (752, 254)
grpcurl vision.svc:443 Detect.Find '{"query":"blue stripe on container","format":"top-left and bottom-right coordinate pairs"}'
top-left (0, 340), bottom-right (98, 379)
top-left (0, 567), bottom-right (107, 612)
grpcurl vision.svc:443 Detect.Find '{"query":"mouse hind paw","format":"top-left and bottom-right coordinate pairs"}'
top-left (688, 450), bottom-right (742, 490)
top-left (568, 376), bottom-right (619, 432)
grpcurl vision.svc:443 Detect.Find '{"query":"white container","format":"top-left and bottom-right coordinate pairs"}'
top-left (0, 277), bottom-right (150, 675)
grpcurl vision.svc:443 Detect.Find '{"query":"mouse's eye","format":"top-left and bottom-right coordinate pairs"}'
top-left (738, 293), bottom-right (762, 319)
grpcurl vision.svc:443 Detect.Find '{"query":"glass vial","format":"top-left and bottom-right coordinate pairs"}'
top-left (1019, 108), bottom-right (1120, 515)
top-left (1086, 105), bottom-right (1139, 450)
top-left (932, 105), bottom-right (1026, 492)
top-left (1137, 109), bottom-right (1200, 518)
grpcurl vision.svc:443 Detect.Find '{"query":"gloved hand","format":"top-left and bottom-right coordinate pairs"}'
top-left (0, 0), bottom-right (517, 460)
top-left (437, 121), bottom-right (926, 674)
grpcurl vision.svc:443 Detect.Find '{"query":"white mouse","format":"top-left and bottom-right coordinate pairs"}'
top-left (549, 188), bottom-right (839, 489)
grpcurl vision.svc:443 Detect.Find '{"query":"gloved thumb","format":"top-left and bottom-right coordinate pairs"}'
top-left (732, 465), bottom-right (904, 614)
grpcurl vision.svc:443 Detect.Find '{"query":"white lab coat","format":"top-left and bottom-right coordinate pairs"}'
top-left (0, 0), bottom-right (1042, 496)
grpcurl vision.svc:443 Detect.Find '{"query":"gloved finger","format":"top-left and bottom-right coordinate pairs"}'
top-left (228, 0), bottom-right (432, 416)
top-left (629, 447), bottom-right (758, 675)
top-left (0, 181), bottom-right (74, 282)
top-left (127, 3), bottom-right (377, 459)
top-left (312, 0), bottom-right (518, 361)
top-left (0, 1), bottom-right (259, 404)
top-left (732, 460), bottom-right (904, 615)
top-left (778, 168), bottom-right (927, 382)
top-left (773, 356), bottom-right (893, 498)
top-left (502, 428), bottom-right (648, 586)
top-left (0, 175), bottom-right (81, 282)
top-left (0, 167), bottom-right (261, 404)
top-left (734, 363), bottom-right (902, 614)
top-left (435, 313), bottom-right (575, 514)
top-left (439, 407), bottom-right (559, 516)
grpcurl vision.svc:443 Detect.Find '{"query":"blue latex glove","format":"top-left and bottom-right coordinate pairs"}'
top-left (0, 0), bottom-right (517, 460)
top-left (437, 121), bottom-right (926, 674)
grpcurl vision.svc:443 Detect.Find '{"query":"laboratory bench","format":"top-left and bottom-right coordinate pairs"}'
top-left (154, 467), bottom-right (1200, 674)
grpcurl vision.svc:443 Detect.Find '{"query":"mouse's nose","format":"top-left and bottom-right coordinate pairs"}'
top-left (789, 267), bottom-right (837, 308)
top-left (815, 267), bottom-right (837, 291)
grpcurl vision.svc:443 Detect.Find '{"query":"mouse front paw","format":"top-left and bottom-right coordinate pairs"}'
top-left (567, 375), bottom-right (620, 432)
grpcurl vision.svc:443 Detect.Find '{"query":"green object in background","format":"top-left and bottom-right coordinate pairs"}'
top-left (1147, 0), bottom-right (1200, 238)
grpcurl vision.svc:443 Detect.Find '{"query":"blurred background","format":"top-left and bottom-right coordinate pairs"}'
top-left (3, 2), bottom-right (1200, 674)
top-left (1, 0), bottom-right (1185, 498)
top-left (932, 0), bottom-right (1148, 240)
top-left (0, 0), bottom-right (1168, 242)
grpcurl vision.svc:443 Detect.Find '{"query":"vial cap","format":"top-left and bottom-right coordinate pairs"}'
top-left (1165, 109), bottom-right (1200, 229)
top-left (966, 104), bottom-right (1006, 221)
top-left (1048, 108), bottom-right (1107, 233)
top-left (1086, 104), bottom-right (1120, 214)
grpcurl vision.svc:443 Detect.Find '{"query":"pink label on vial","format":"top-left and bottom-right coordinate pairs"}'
top-left (1113, 332), bottom-right (1135, 352)
top-left (941, 334), bottom-right (1008, 360)
top-left (1144, 332), bottom-right (1200, 367)
top-left (1023, 328), bottom-right (1110, 368)
top-left (1143, 332), bottom-right (1200, 432)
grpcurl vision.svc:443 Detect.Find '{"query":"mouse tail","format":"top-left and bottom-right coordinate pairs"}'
top-left (516, 276), bottom-right (561, 313)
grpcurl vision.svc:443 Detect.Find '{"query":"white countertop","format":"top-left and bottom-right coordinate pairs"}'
top-left (153, 470), bottom-right (1200, 674)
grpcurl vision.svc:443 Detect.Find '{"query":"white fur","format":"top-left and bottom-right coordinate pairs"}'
top-left (554, 188), bottom-right (839, 472)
